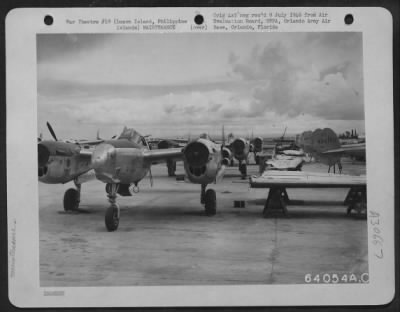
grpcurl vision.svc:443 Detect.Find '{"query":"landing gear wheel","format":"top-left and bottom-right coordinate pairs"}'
top-left (204, 189), bottom-right (216, 216)
top-left (239, 163), bottom-right (247, 179)
top-left (63, 188), bottom-right (79, 211)
top-left (167, 161), bottom-right (176, 177)
top-left (105, 204), bottom-right (120, 232)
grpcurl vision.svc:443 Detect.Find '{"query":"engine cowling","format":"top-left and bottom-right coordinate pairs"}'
top-left (253, 137), bottom-right (263, 153)
top-left (231, 138), bottom-right (249, 161)
top-left (38, 141), bottom-right (83, 183)
top-left (183, 138), bottom-right (224, 184)
top-left (221, 146), bottom-right (232, 160)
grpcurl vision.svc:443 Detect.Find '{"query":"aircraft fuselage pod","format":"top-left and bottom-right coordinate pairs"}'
top-left (91, 140), bottom-right (150, 184)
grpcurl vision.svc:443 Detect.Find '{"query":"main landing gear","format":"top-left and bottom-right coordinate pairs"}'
top-left (167, 160), bottom-right (177, 177)
top-left (201, 184), bottom-right (216, 216)
top-left (239, 161), bottom-right (247, 180)
top-left (63, 179), bottom-right (81, 211)
top-left (105, 183), bottom-right (120, 232)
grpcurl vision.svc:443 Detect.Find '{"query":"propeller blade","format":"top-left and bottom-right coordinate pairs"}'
top-left (46, 122), bottom-right (58, 141)
top-left (222, 125), bottom-right (225, 146)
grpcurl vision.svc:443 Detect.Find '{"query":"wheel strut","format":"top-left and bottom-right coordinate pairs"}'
top-left (105, 183), bottom-right (121, 231)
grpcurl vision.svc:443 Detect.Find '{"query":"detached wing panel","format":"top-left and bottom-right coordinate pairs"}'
top-left (143, 148), bottom-right (183, 164)
top-left (250, 171), bottom-right (366, 188)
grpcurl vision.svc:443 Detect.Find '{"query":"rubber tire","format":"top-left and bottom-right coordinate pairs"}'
top-left (204, 189), bottom-right (217, 216)
top-left (63, 188), bottom-right (79, 211)
top-left (167, 161), bottom-right (176, 177)
top-left (239, 163), bottom-right (247, 178)
top-left (105, 205), bottom-right (120, 232)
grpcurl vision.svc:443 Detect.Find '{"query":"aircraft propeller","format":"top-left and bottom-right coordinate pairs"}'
top-left (46, 122), bottom-right (58, 141)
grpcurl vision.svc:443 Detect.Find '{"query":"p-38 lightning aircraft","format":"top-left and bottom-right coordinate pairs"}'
top-left (220, 126), bottom-right (263, 179)
top-left (38, 123), bottom-right (230, 231)
top-left (296, 128), bottom-right (366, 173)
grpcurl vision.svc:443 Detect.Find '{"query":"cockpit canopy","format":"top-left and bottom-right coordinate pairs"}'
top-left (118, 127), bottom-right (145, 146)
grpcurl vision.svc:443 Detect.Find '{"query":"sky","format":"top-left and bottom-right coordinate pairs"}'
top-left (37, 32), bottom-right (364, 140)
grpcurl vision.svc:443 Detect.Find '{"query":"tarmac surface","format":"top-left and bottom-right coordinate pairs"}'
top-left (39, 158), bottom-right (368, 286)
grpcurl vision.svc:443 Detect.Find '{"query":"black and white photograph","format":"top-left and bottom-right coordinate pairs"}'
top-left (37, 31), bottom-right (369, 287)
top-left (6, 7), bottom-right (394, 307)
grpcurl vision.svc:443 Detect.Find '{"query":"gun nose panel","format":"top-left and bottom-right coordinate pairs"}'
top-left (91, 144), bottom-right (115, 170)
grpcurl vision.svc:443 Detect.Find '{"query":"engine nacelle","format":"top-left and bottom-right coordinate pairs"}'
top-left (231, 138), bottom-right (250, 161)
top-left (38, 141), bottom-right (80, 167)
top-left (183, 138), bottom-right (223, 184)
top-left (253, 137), bottom-right (263, 153)
top-left (38, 141), bottom-right (84, 184)
top-left (221, 146), bottom-right (232, 160)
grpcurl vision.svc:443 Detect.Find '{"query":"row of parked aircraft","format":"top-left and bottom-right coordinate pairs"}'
top-left (38, 123), bottom-right (365, 231)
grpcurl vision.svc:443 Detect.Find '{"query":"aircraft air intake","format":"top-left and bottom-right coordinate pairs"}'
top-left (38, 143), bottom-right (50, 167)
top-left (232, 138), bottom-right (246, 155)
top-left (253, 137), bottom-right (263, 152)
top-left (221, 147), bottom-right (232, 160)
top-left (184, 141), bottom-right (210, 168)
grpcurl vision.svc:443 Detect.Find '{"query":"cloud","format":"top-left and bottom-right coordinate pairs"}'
top-left (37, 33), bottom-right (365, 139)
top-left (319, 61), bottom-right (351, 81)
top-left (228, 36), bottom-right (364, 120)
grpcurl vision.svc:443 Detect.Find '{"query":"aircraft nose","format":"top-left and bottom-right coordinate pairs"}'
top-left (91, 144), bottom-right (115, 170)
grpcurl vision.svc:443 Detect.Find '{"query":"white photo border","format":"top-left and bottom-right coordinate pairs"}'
top-left (6, 7), bottom-right (394, 307)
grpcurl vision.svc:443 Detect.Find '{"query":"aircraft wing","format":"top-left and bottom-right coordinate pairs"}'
top-left (142, 148), bottom-right (183, 164)
top-left (250, 171), bottom-right (366, 188)
top-left (321, 148), bottom-right (345, 154)
top-left (322, 143), bottom-right (365, 156)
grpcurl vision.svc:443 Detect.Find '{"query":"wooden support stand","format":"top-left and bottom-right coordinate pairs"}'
top-left (344, 186), bottom-right (367, 217)
top-left (263, 187), bottom-right (290, 218)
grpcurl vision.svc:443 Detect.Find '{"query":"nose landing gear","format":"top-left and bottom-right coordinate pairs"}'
top-left (105, 183), bottom-right (120, 231)
top-left (239, 161), bottom-right (247, 180)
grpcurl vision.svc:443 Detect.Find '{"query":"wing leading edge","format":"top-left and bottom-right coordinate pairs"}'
top-left (142, 147), bottom-right (183, 164)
